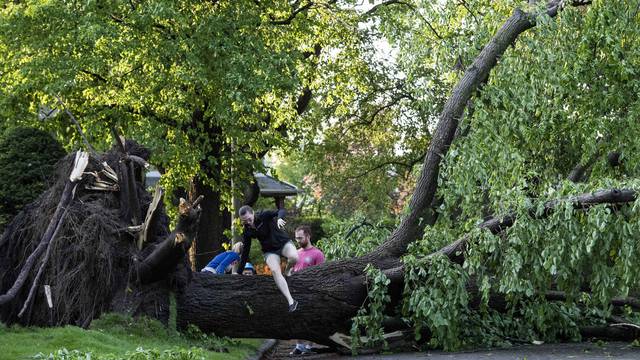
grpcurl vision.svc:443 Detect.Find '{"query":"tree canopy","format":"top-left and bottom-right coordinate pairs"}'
top-left (0, 0), bottom-right (368, 196)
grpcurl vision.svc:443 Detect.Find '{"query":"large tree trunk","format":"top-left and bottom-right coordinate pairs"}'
top-left (177, 265), bottom-right (366, 344)
top-left (193, 177), bottom-right (231, 270)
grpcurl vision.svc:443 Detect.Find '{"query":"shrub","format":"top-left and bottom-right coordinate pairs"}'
top-left (0, 127), bottom-right (65, 230)
top-left (284, 216), bottom-right (325, 243)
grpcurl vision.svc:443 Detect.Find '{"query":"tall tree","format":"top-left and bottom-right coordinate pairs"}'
top-left (0, 0), bottom-right (367, 268)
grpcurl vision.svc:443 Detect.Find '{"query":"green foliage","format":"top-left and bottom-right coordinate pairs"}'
top-left (33, 347), bottom-right (206, 360)
top-left (0, 0), bottom-right (369, 212)
top-left (0, 127), bottom-right (65, 229)
top-left (350, 264), bottom-right (391, 354)
top-left (316, 215), bottom-right (392, 261)
top-left (182, 324), bottom-right (238, 353)
top-left (402, 254), bottom-right (469, 350)
top-left (393, 181), bottom-right (640, 350)
top-left (440, 0), bottom-right (640, 226)
top-left (0, 313), bottom-right (260, 360)
top-left (465, 181), bottom-right (640, 307)
top-left (283, 215), bottom-right (326, 242)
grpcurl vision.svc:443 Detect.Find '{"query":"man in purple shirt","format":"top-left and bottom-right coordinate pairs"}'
top-left (290, 225), bottom-right (325, 355)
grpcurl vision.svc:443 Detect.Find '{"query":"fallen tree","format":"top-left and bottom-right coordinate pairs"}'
top-left (176, 187), bottom-right (640, 344)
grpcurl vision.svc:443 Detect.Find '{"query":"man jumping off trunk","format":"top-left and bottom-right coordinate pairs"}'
top-left (236, 205), bottom-right (299, 312)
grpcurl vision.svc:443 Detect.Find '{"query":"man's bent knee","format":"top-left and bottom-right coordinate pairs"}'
top-left (269, 265), bottom-right (283, 276)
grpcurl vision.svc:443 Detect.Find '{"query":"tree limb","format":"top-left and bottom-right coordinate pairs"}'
top-left (17, 203), bottom-right (72, 318)
top-left (372, 7), bottom-right (540, 260)
top-left (55, 96), bottom-right (98, 157)
top-left (371, 0), bottom-right (591, 260)
top-left (364, 0), bottom-right (443, 40)
top-left (440, 188), bottom-right (637, 262)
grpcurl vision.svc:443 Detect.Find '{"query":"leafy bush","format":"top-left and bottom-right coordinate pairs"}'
top-left (0, 127), bottom-right (65, 230)
top-left (284, 216), bottom-right (326, 243)
top-left (182, 324), bottom-right (238, 353)
top-left (317, 215), bottom-right (392, 260)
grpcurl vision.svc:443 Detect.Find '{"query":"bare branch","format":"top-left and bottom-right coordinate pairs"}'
top-left (365, 0), bottom-right (443, 40)
top-left (458, 0), bottom-right (480, 25)
top-left (55, 96), bottom-right (98, 157)
top-left (271, 1), bottom-right (315, 25)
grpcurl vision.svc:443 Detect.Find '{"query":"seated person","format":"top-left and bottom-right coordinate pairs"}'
top-left (201, 242), bottom-right (243, 274)
top-left (242, 262), bottom-right (257, 275)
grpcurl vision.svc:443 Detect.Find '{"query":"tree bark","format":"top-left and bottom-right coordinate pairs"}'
top-left (193, 176), bottom-right (231, 270)
top-left (177, 262), bottom-right (368, 344)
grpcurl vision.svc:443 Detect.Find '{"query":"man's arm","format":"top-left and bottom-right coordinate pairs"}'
top-left (261, 209), bottom-right (287, 229)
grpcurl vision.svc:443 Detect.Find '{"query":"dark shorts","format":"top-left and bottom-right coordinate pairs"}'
top-left (263, 241), bottom-right (295, 260)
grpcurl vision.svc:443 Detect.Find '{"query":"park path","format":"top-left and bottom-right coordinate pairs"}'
top-left (262, 340), bottom-right (640, 360)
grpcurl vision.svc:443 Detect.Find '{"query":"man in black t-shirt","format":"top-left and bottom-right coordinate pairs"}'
top-left (236, 205), bottom-right (299, 312)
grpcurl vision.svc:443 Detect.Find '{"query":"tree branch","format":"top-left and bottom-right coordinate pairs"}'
top-left (80, 69), bottom-right (108, 83)
top-left (458, 0), bottom-right (480, 25)
top-left (270, 1), bottom-right (315, 25)
top-left (372, 7), bottom-right (539, 259)
top-left (55, 96), bottom-right (98, 157)
top-left (342, 94), bottom-right (408, 136)
top-left (365, 0), bottom-right (443, 40)
top-left (439, 188), bottom-right (638, 262)
top-left (344, 150), bottom-right (426, 181)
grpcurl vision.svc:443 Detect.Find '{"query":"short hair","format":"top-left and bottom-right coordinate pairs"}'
top-left (238, 205), bottom-right (253, 216)
top-left (295, 225), bottom-right (312, 238)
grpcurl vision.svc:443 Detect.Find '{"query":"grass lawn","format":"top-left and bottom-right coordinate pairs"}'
top-left (0, 314), bottom-right (262, 360)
